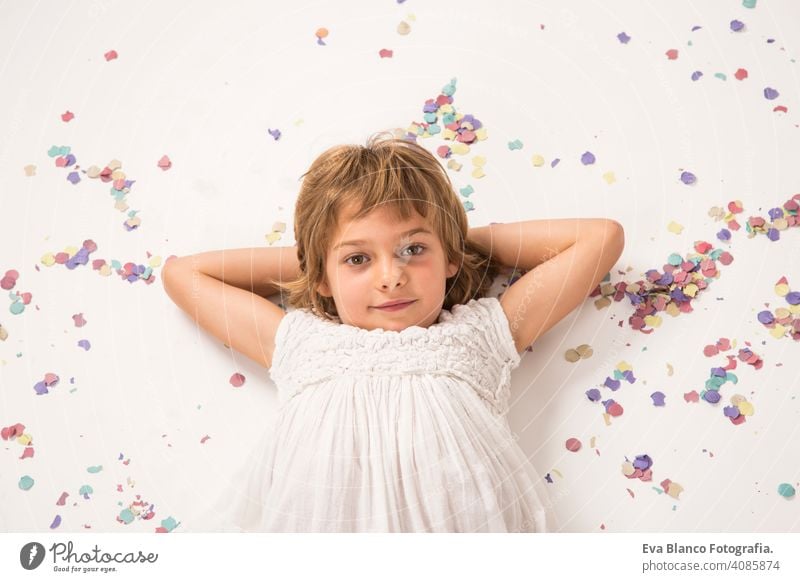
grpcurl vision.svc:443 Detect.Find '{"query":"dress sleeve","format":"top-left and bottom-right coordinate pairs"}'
top-left (446, 297), bottom-right (523, 416)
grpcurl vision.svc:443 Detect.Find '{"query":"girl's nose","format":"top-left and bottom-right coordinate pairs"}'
top-left (377, 256), bottom-right (407, 288)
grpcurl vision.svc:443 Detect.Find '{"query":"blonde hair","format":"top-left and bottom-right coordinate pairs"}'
top-left (270, 130), bottom-right (506, 321)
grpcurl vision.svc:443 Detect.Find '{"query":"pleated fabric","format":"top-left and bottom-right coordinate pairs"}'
top-left (197, 297), bottom-right (554, 532)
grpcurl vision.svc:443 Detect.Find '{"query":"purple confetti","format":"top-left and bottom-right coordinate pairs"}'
top-left (651, 391), bottom-right (666, 406)
top-left (730, 20), bottom-right (745, 32)
top-left (268, 128), bottom-right (281, 140)
top-left (757, 310), bottom-right (775, 325)
top-left (723, 405), bottom-right (741, 419)
top-left (545, 473), bottom-right (553, 483)
top-left (691, 71), bottom-right (704, 81)
top-left (768, 207), bottom-right (784, 220)
top-left (580, 151), bottom-right (596, 165)
top-left (622, 370), bottom-right (636, 383)
top-left (586, 388), bottom-right (602, 402)
top-left (691, 25), bottom-right (702, 32)
top-left (633, 454), bottom-right (652, 470)
top-left (551, 158), bottom-right (560, 168)
top-left (33, 381), bottom-right (49, 395)
top-left (680, 171), bottom-right (697, 185)
top-left (617, 32), bottom-right (631, 44)
top-left (67, 171), bottom-right (80, 185)
top-left (64, 153), bottom-right (76, 166)
top-left (764, 87), bottom-right (779, 100)
top-left (604, 377), bottom-right (621, 391)
top-left (703, 390), bottom-right (721, 404)
top-left (77, 339), bottom-right (91, 351)
top-left (717, 228), bottom-right (731, 241)
top-left (767, 228), bottom-right (780, 241)
top-left (50, 514), bottom-right (62, 529)
top-left (786, 292), bottom-right (800, 305)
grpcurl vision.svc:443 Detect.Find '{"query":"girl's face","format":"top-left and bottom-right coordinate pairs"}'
top-left (318, 203), bottom-right (458, 331)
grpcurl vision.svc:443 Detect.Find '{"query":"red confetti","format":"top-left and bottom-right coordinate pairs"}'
top-left (666, 49), bottom-right (679, 60)
top-left (734, 68), bottom-right (748, 80)
top-left (104, 50), bottom-right (118, 61)
top-left (61, 111), bottom-right (74, 122)
top-left (378, 49), bottom-right (393, 58)
top-left (229, 372), bottom-right (246, 388)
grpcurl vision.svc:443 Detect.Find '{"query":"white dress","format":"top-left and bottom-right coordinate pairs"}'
top-left (201, 296), bottom-right (553, 533)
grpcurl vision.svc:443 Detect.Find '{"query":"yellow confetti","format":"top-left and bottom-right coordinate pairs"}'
top-left (531, 154), bottom-right (545, 167)
top-left (397, 20), bottom-right (411, 35)
top-left (471, 167), bottom-right (485, 179)
top-left (24, 164), bottom-right (36, 176)
top-left (446, 159), bottom-right (462, 171)
top-left (770, 324), bottom-right (786, 339)
top-left (667, 220), bottom-right (684, 234)
top-left (602, 171), bottom-right (616, 184)
top-left (621, 461), bottom-right (635, 477)
top-left (551, 469), bottom-right (563, 479)
top-left (666, 363), bottom-right (674, 376)
top-left (617, 361), bottom-right (633, 373)
top-left (666, 482), bottom-right (684, 499)
top-left (775, 282), bottom-right (790, 296)
top-left (643, 314), bottom-right (662, 328)
top-left (451, 142), bottom-right (470, 155)
top-left (472, 155), bottom-right (487, 167)
top-left (41, 253), bottom-right (56, 267)
top-left (737, 401), bottom-right (755, 416)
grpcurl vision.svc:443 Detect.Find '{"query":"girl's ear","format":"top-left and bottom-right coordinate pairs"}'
top-left (446, 262), bottom-right (458, 279)
top-left (317, 278), bottom-right (332, 297)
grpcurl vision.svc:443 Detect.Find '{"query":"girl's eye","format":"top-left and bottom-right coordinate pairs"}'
top-left (344, 244), bottom-right (426, 266)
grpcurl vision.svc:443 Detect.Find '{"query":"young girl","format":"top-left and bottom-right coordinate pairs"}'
top-left (163, 131), bottom-right (625, 532)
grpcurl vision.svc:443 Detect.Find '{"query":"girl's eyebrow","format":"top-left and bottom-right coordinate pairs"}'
top-left (334, 228), bottom-right (433, 250)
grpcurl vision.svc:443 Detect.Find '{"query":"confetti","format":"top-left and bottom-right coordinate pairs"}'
top-left (617, 32), bottom-right (631, 44)
top-left (61, 111), bottom-right (74, 122)
top-left (730, 19), bottom-right (745, 32)
top-left (777, 483), bottom-right (795, 498)
top-left (566, 438), bottom-right (582, 452)
top-left (230, 372), bottom-right (246, 387)
top-left (379, 49), bottom-right (393, 58)
top-left (315, 27), bottom-right (329, 45)
top-left (590, 242), bottom-right (734, 333)
top-left (580, 151), bottom-right (595, 165)
top-left (622, 454), bottom-right (652, 481)
top-left (734, 68), bottom-right (748, 80)
top-left (268, 128), bottom-right (281, 140)
top-left (650, 391), bottom-right (666, 406)
top-left (397, 21), bottom-right (411, 35)
top-left (666, 49), bottom-right (679, 60)
top-left (104, 50), bottom-right (118, 61)
top-left (157, 155), bottom-right (172, 171)
top-left (50, 515), bottom-right (62, 529)
top-left (764, 87), bottom-right (779, 100)
top-left (680, 171), bottom-right (696, 185)
top-left (667, 221), bottom-right (684, 234)
top-left (757, 277), bottom-right (800, 340)
top-left (19, 475), bottom-right (34, 490)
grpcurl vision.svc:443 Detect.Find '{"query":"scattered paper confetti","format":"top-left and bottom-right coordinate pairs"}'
top-left (566, 438), bottom-right (582, 452)
top-left (230, 372), bottom-right (246, 387)
top-left (61, 111), bottom-right (74, 122)
top-left (777, 483), bottom-right (796, 498)
top-left (19, 475), bottom-right (34, 490)
top-left (157, 155), bottom-right (172, 171)
top-left (104, 49), bottom-right (118, 61)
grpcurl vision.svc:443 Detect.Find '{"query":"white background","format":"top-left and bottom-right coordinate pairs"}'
top-left (1, 0), bottom-right (799, 533)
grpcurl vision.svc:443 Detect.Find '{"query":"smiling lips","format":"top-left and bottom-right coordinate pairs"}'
top-left (373, 300), bottom-right (416, 311)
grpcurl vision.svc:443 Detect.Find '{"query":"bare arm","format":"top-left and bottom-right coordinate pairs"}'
top-left (467, 218), bottom-right (625, 353)
top-left (161, 246), bottom-right (301, 368)
top-left (167, 245), bottom-right (301, 297)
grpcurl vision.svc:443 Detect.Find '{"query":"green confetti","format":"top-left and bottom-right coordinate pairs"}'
top-left (777, 483), bottom-right (795, 498)
top-left (19, 475), bottom-right (34, 490)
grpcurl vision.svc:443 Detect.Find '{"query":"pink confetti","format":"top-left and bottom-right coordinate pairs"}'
top-left (379, 49), bottom-right (393, 58)
top-left (56, 491), bottom-right (69, 505)
top-left (61, 111), bottom-right (74, 122)
top-left (104, 50), bottom-right (118, 61)
top-left (666, 49), bottom-right (679, 60)
top-left (157, 155), bottom-right (172, 171)
top-left (200, 435), bottom-right (211, 444)
top-left (229, 372), bottom-right (246, 388)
